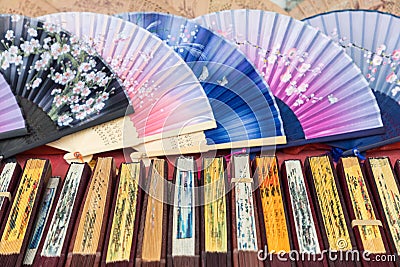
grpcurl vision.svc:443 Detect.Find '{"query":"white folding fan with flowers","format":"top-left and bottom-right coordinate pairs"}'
top-left (38, 12), bottom-right (216, 161)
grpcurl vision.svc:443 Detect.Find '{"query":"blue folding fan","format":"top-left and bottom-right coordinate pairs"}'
top-left (117, 12), bottom-right (286, 150)
top-left (305, 10), bottom-right (400, 154)
top-left (194, 10), bottom-right (384, 147)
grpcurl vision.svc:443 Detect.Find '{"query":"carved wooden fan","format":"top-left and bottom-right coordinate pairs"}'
top-left (43, 0), bottom-right (180, 15)
top-left (379, 1), bottom-right (400, 16)
top-left (160, 0), bottom-right (287, 18)
top-left (289, 0), bottom-right (383, 19)
top-left (0, 0), bottom-right (58, 17)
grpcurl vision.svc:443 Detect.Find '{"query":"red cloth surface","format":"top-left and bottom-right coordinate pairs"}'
top-left (15, 142), bottom-right (400, 179)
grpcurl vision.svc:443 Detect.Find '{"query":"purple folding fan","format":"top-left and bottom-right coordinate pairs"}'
top-left (305, 10), bottom-right (400, 155)
top-left (0, 74), bottom-right (26, 140)
top-left (194, 9), bottom-right (384, 147)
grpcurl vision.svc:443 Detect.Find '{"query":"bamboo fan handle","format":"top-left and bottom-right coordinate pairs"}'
top-left (64, 152), bottom-right (93, 164)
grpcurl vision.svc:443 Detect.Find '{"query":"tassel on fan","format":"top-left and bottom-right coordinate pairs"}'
top-left (39, 12), bottom-right (216, 160)
top-left (304, 10), bottom-right (400, 154)
top-left (119, 12), bottom-right (286, 154)
top-left (0, 14), bottom-right (132, 158)
top-left (195, 9), bottom-right (384, 147)
top-left (0, 73), bottom-right (27, 140)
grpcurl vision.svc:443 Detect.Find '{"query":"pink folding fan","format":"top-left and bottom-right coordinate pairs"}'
top-left (194, 10), bottom-right (384, 147)
top-left (0, 14), bottom-right (131, 158)
top-left (39, 12), bottom-right (216, 158)
top-left (305, 10), bottom-right (400, 154)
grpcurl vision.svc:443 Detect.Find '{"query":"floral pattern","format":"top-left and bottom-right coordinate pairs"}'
top-left (77, 28), bottom-right (160, 110)
top-left (206, 18), bottom-right (341, 108)
top-left (330, 28), bottom-right (400, 95)
top-left (236, 40), bottom-right (327, 107)
top-left (0, 15), bottom-right (117, 127)
top-left (144, 20), bottom-right (208, 60)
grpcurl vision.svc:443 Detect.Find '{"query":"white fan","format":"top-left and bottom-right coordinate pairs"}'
top-left (38, 12), bottom-right (216, 160)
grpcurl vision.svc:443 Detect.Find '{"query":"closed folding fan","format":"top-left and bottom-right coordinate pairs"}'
top-left (305, 10), bottom-right (400, 154)
top-left (118, 12), bottom-right (286, 150)
top-left (0, 14), bottom-right (131, 158)
top-left (39, 12), bottom-right (216, 158)
top-left (195, 9), bottom-right (384, 147)
top-left (0, 73), bottom-right (26, 139)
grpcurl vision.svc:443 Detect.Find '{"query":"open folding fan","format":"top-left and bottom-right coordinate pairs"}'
top-left (289, 0), bottom-right (383, 19)
top-left (0, 14), bottom-right (131, 158)
top-left (118, 12), bottom-right (286, 152)
top-left (305, 10), bottom-right (400, 154)
top-left (39, 12), bottom-right (216, 158)
top-left (0, 73), bottom-right (27, 139)
top-left (195, 9), bottom-right (384, 147)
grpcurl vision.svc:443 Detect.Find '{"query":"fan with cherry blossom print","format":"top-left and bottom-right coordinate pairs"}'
top-left (118, 12), bottom-right (286, 155)
top-left (305, 10), bottom-right (400, 155)
top-left (194, 9), bottom-right (384, 147)
top-left (0, 14), bottom-right (132, 158)
top-left (39, 12), bottom-right (217, 161)
top-left (0, 73), bottom-right (27, 140)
